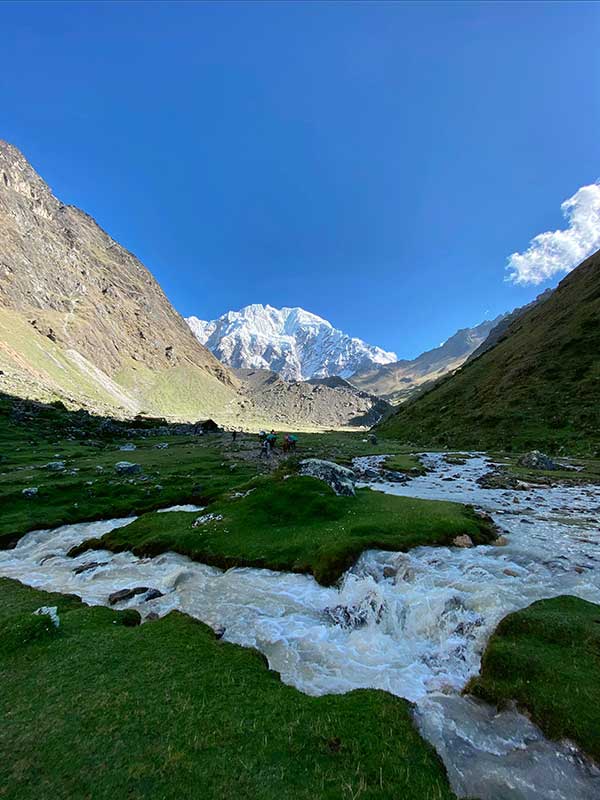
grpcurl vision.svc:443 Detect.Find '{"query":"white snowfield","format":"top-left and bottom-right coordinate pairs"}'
top-left (186, 304), bottom-right (397, 381)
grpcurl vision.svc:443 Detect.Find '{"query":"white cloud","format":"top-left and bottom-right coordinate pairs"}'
top-left (506, 181), bottom-right (600, 285)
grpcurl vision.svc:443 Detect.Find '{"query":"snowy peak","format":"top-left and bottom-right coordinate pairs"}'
top-left (186, 304), bottom-right (397, 381)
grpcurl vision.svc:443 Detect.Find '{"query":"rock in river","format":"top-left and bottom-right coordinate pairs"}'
top-left (517, 450), bottom-right (558, 471)
top-left (299, 459), bottom-right (356, 496)
top-left (108, 587), bottom-right (150, 605)
top-left (452, 535), bottom-right (473, 548)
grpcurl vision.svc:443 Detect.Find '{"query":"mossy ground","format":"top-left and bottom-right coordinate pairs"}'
top-left (0, 577), bottom-right (457, 800)
top-left (382, 453), bottom-right (427, 475)
top-left (74, 474), bottom-right (494, 586)
top-left (0, 421), bottom-right (259, 549)
top-left (468, 596), bottom-right (600, 762)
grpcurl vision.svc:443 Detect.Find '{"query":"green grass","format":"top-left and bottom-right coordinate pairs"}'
top-left (0, 393), bottom-right (261, 548)
top-left (0, 577), bottom-right (456, 800)
top-left (291, 431), bottom-right (420, 465)
top-left (73, 474), bottom-right (496, 586)
top-left (380, 252), bottom-right (600, 456)
top-left (504, 458), bottom-right (600, 486)
top-left (382, 453), bottom-right (426, 475)
top-left (468, 596), bottom-right (600, 762)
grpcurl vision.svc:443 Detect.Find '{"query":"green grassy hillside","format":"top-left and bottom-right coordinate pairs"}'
top-left (379, 250), bottom-right (600, 455)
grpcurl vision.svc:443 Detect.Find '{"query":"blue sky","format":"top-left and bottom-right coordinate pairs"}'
top-left (2, 1), bottom-right (599, 358)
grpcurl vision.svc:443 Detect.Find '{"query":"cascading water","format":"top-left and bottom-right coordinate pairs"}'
top-left (1, 455), bottom-right (599, 799)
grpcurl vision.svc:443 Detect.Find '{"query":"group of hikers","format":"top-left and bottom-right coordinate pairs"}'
top-left (258, 429), bottom-right (298, 457)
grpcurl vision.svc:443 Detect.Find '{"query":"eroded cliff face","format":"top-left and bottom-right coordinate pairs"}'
top-left (0, 140), bottom-right (238, 419)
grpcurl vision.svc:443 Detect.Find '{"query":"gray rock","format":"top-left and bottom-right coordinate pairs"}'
top-left (324, 592), bottom-right (385, 630)
top-left (43, 460), bottom-right (66, 471)
top-left (22, 487), bottom-right (38, 497)
top-left (108, 587), bottom-right (149, 605)
top-left (299, 459), bottom-right (356, 496)
top-left (114, 461), bottom-right (143, 476)
top-left (517, 450), bottom-right (558, 471)
top-left (73, 561), bottom-right (107, 575)
top-left (119, 443), bottom-right (137, 451)
top-left (154, 443), bottom-right (169, 449)
top-left (143, 588), bottom-right (164, 601)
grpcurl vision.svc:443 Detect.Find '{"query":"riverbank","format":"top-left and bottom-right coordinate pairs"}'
top-left (68, 474), bottom-right (495, 586)
top-left (0, 577), bottom-right (456, 800)
top-left (468, 595), bottom-right (600, 762)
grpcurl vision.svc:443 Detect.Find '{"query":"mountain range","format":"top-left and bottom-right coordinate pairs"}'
top-left (187, 304), bottom-right (508, 401)
top-left (187, 304), bottom-right (397, 381)
top-left (3, 138), bottom-right (595, 450)
top-left (350, 317), bottom-right (504, 403)
top-left (0, 141), bottom-right (390, 430)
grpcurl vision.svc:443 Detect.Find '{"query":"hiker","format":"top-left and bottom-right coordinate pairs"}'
top-left (266, 430), bottom-right (277, 450)
top-left (289, 434), bottom-right (298, 452)
top-left (260, 437), bottom-right (271, 459)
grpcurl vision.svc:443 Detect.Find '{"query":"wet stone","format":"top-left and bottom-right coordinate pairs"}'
top-left (143, 588), bottom-right (164, 601)
top-left (108, 587), bottom-right (149, 605)
top-left (73, 561), bottom-right (106, 575)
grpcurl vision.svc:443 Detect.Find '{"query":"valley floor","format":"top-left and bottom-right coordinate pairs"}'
top-left (1, 395), bottom-right (600, 799)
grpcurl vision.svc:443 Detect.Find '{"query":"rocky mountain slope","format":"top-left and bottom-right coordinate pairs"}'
top-left (0, 141), bottom-right (388, 430)
top-left (379, 250), bottom-right (600, 455)
top-left (0, 140), bottom-right (241, 420)
top-left (233, 368), bottom-right (391, 430)
top-left (187, 304), bottom-right (397, 381)
top-left (351, 317), bottom-right (504, 403)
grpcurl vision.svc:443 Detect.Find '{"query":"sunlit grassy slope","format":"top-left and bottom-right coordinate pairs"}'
top-left (380, 251), bottom-right (600, 455)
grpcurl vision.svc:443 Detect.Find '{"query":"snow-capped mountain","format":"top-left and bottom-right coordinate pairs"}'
top-left (186, 304), bottom-right (397, 381)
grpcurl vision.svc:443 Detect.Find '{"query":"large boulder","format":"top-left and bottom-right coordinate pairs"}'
top-left (517, 450), bottom-right (558, 471)
top-left (299, 459), bottom-right (356, 496)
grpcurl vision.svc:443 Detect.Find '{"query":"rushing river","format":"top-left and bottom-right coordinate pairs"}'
top-left (1, 453), bottom-right (600, 799)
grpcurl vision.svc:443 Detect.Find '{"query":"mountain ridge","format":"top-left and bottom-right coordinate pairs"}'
top-left (344, 317), bottom-right (504, 403)
top-left (0, 141), bottom-right (391, 430)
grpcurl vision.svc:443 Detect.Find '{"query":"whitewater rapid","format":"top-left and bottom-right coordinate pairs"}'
top-left (1, 454), bottom-right (599, 799)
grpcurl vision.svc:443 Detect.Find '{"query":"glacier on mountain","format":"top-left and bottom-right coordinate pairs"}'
top-left (186, 304), bottom-right (397, 381)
